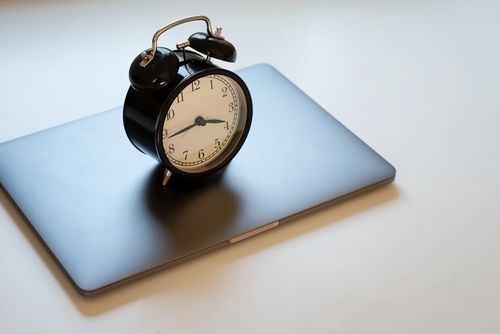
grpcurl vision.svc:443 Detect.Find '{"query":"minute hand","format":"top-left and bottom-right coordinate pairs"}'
top-left (168, 123), bottom-right (197, 138)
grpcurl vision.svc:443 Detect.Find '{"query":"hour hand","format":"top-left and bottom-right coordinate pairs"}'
top-left (204, 119), bottom-right (225, 124)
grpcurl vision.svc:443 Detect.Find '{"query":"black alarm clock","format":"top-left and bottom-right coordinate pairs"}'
top-left (123, 15), bottom-right (252, 186)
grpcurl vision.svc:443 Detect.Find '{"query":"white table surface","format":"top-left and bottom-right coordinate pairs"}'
top-left (1, 0), bottom-right (499, 333)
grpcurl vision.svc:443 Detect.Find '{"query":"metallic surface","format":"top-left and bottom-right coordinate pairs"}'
top-left (228, 221), bottom-right (280, 244)
top-left (140, 15), bottom-right (223, 67)
top-left (0, 64), bottom-right (395, 296)
top-left (162, 168), bottom-right (172, 187)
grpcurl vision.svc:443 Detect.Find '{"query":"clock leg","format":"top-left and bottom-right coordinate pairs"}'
top-left (162, 168), bottom-right (172, 187)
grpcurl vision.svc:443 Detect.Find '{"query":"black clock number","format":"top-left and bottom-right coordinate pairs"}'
top-left (162, 129), bottom-right (167, 140)
top-left (198, 149), bottom-right (205, 159)
top-left (221, 86), bottom-right (228, 97)
top-left (183, 150), bottom-right (188, 160)
top-left (228, 102), bottom-right (235, 112)
top-left (168, 144), bottom-right (175, 154)
top-left (191, 80), bottom-right (200, 92)
top-left (224, 121), bottom-right (229, 130)
top-left (210, 79), bottom-right (214, 90)
top-left (176, 92), bottom-right (184, 103)
top-left (167, 109), bottom-right (175, 120)
top-left (215, 138), bottom-right (221, 149)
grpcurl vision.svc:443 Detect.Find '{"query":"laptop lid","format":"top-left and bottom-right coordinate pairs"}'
top-left (0, 64), bottom-right (395, 295)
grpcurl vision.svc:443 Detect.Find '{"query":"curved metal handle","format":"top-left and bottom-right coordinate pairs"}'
top-left (140, 15), bottom-right (224, 67)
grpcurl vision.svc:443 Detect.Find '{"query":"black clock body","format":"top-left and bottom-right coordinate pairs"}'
top-left (123, 50), bottom-right (253, 180)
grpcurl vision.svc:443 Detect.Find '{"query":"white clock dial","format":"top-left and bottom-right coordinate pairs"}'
top-left (161, 74), bottom-right (247, 173)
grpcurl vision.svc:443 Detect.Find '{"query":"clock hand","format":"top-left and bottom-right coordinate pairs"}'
top-left (168, 117), bottom-right (226, 139)
top-left (204, 119), bottom-right (225, 124)
top-left (168, 116), bottom-right (214, 139)
top-left (168, 123), bottom-right (197, 138)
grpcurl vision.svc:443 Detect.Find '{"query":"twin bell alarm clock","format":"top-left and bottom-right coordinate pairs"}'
top-left (123, 15), bottom-right (252, 186)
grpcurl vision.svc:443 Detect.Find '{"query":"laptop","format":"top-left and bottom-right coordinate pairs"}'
top-left (0, 64), bottom-right (396, 296)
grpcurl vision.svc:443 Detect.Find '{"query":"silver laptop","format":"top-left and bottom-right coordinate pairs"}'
top-left (0, 64), bottom-right (396, 296)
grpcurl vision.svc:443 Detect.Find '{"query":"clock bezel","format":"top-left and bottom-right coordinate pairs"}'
top-left (155, 67), bottom-right (253, 179)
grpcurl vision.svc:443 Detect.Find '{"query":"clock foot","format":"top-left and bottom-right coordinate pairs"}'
top-left (162, 168), bottom-right (172, 187)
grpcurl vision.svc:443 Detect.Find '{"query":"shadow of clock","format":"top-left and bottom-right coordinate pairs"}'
top-left (142, 165), bottom-right (240, 252)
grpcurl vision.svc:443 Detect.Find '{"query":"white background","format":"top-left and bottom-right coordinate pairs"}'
top-left (1, 0), bottom-right (499, 333)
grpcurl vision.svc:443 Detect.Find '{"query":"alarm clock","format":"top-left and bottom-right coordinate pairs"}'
top-left (123, 15), bottom-right (252, 186)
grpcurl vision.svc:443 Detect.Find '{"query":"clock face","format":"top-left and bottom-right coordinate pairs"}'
top-left (161, 73), bottom-right (248, 173)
